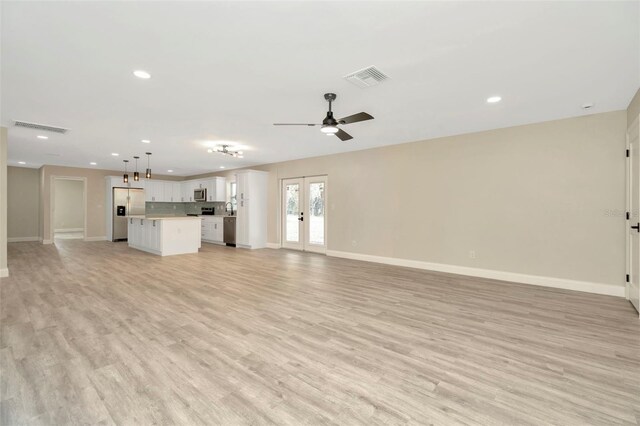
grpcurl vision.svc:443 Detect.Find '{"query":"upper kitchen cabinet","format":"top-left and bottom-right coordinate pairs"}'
top-left (180, 177), bottom-right (226, 202)
top-left (181, 180), bottom-right (198, 202)
top-left (235, 170), bottom-right (267, 249)
top-left (163, 182), bottom-right (182, 203)
top-left (204, 177), bottom-right (226, 202)
top-left (237, 172), bottom-right (250, 201)
top-left (143, 180), bottom-right (181, 202)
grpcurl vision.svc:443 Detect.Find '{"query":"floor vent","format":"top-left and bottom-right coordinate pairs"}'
top-left (344, 66), bottom-right (389, 88)
top-left (14, 120), bottom-right (69, 134)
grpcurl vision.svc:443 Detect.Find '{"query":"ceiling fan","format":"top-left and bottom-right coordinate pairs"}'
top-left (273, 93), bottom-right (374, 141)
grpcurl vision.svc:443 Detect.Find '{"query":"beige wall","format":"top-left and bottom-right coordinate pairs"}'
top-left (53, 178), bottom-right (84, 231)
top-left (40, 165), bottom-right (180, 241)
top-left (629, 87), bottom-right (640, 126)
top-left (7, 166), bottom-right (40, 240)
top-left (194, 111), bottom-right (627, 289)
top-left (0, 127), bottom-right (7, 276)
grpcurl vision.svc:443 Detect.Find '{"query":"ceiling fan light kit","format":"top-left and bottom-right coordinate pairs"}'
top-left (273, 93), bottom-right (374, 141)
top-left (320, 125), bottom-right (339, 134)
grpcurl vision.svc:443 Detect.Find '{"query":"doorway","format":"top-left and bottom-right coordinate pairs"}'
top-left (626, 115), bottom-right (640, 315)
top-left (281, 176), bottom-right (327, 253)
top-left (51, 177), bottom-right (87, 241)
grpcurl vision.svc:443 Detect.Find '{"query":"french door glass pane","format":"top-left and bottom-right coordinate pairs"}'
top-left (308, 182), bottom-right (325, 245)
top-left (285, 184), bottom-right (300, 242)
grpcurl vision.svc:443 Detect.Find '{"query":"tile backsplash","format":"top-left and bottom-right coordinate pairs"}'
top-left (145, 201), bottom-right (226, 216)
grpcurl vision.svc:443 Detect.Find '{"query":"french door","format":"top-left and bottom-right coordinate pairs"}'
top-left (626, 115), bottom-right (640, 315)
top-left (281, 176), bottom-right (328, 253)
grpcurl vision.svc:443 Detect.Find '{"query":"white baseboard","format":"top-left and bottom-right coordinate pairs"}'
top-left (8, 236), bottom-right (40, 243)
top-left (266, 243), bottom-right (281, 249)
top-left (326, 250), bottom-right (625, 298)
top-left (0, 268), bottom-right (8, 278)
top-left (54, 228), bottom-right (84, 233)
top-left (42, 239), bottom-right (53, 245)
top-left (84, 236), bottom-right (107, 242)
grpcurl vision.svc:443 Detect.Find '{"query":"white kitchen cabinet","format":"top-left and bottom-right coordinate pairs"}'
top-left (162, 182), bottom-right (182, 203)
top-left (207, 177), bottom-right (226, 202)
top-left (163, 183), bottom-right (173, 202)
top-left (128, 217), bottom-right (200, 256)
top-left (196, 177), bottom-right (226, 202)
top-left (142, 180), bottom-right (182, 202)
top-left (181, 180), bottom-right (199, 202)
top-left (144, 181), bottom-right (162, 202)
top-left (172, 183), bottom-right (182, 202)
top-left (201, 216), bottom-right (224, 244)
top-left (237, 172), bottom-right (250, 201)
top-left (145, 219), bottom-right (161, 251)
top-left (235, 170), bottom-right (267, 249)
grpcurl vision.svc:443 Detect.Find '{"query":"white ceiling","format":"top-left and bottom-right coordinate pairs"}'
top-left (2, 1), bottom-right (638, 176)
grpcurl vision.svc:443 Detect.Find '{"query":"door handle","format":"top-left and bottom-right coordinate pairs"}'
top-left (298, 216), bottom-right (304, 221)
top-left (632, 223), bottom-right (640, 232)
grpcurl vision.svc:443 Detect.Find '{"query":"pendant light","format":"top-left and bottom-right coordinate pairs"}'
top-left (145, 152), bottom-right (152, 179)
top-left (123, 159), bottom-right (129, 183)
top-left (133, 156), bottom-right (140, 181)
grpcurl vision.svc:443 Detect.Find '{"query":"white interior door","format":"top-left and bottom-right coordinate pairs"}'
top-left (282, 178), bottom-right (304, 250)
top-left (281, 176), bottom-right (328, 253)
top-left (303, 176), bottom-right (327, 253)
top-left (627, 116), bottom-right (640, 315)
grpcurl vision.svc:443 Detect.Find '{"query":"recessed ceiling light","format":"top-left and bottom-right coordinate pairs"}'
top-left (90, 162), bottom-right (97, 165)
top-left (141, 139), bottom-right (151, 144)
top-left (220, 166), bottom-right (225, 169)
top-left (133, 70), bottom-right (151, 79)
top-left (167, 170), bottom-right (173, 173)
top-left (18, 161), bottom-right (26, 165)
top-left (111, 153), bottom-right (119, 156)
top-left (37, 135), bottom-right (48, 140)
top-left (486, 96), bottom-right (502, 104)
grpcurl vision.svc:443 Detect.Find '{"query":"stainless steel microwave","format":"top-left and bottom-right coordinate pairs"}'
top-left (194, 188), bottom-right (207, 202)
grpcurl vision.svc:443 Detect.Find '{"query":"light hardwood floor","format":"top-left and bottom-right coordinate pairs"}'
top-left (1, 240), bottom-right (639, 425)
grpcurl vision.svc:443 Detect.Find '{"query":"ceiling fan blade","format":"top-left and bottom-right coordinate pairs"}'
top-left (273, 123), bottom-right (318, 126)
top-left (338, 112), bottom-right (374, 125)
top-left (334, 128), bottom-right (353, 141)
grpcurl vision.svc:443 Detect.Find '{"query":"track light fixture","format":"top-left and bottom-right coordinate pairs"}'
top-left (208, 145), bottom-right (243, 158)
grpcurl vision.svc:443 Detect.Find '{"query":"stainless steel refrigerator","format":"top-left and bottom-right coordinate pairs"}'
top-left (112, 187), bottom-right (145, 241)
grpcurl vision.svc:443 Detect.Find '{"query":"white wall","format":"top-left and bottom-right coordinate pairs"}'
top-left (196, 111), bottom-right (627, 295)
top-left (53, 178), bottom-right (84, 232)
top-left (7, 166), bottom-right (40, 241)
top-left (0, 127), bottom-right (8, 277)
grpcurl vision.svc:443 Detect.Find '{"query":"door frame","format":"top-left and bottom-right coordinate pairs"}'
top-left (280, 175), bottom-right (328, 253)
top-left (625, 114), bottom-right (639, 312)
top-left (49, 176), bottom-right (88, 243)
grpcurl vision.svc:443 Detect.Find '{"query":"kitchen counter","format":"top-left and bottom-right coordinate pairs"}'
top-left (127, 216), bottom-right (201, 256)
top-left (126, 215), bottom-right (202, 221)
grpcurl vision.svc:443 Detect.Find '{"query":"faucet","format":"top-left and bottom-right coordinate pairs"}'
top-left (225, 202), bottom-right (234, 216)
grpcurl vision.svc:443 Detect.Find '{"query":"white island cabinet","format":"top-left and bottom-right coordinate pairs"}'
top-left (127, 216), bottom-right (201, 256)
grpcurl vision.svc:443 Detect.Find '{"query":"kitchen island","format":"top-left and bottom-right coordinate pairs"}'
top-left (127, 216), bottom-right (201, 256)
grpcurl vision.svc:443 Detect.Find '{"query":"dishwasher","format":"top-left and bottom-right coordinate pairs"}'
top-left (223, 216), bottom-right (236, 247)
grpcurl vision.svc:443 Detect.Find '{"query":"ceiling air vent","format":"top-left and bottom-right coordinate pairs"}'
top-left (344, 66), bottom-right (389, 88)
top-left (14, 120), bottom-right (68, 134)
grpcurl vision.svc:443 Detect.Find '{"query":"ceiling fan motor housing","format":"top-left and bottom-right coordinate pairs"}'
top-left (323, 111), bottom-right (338, 126)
